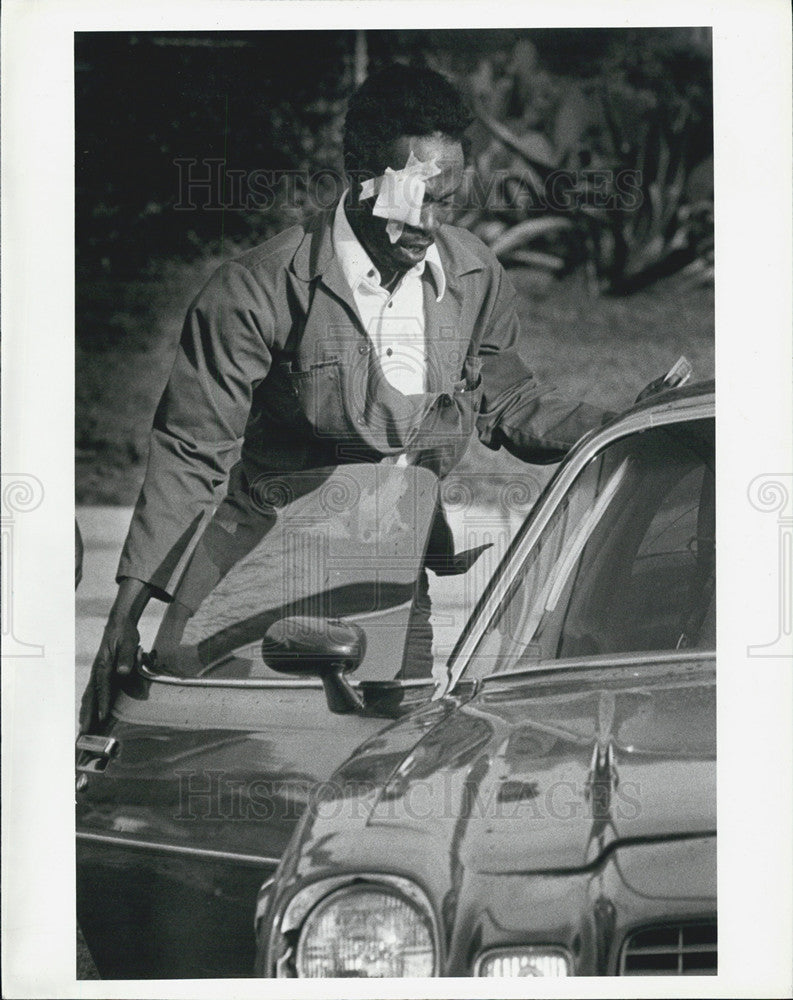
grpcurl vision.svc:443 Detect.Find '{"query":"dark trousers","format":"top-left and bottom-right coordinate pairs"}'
top-left (398, 567), bottom-right (434, 680)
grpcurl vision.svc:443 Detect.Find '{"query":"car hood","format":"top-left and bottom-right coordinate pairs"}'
top-left (360, 657), bottom-right (716, 875)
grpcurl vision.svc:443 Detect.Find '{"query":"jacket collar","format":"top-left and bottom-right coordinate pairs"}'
top-left (290, 202), bottom-right (485, 284)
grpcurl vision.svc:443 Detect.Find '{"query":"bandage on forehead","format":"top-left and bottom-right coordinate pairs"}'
top-left (359, 150), bottom-right (442, 243)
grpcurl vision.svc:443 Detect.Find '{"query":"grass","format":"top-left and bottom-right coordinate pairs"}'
top-left (77, 254), bottom-right (219, 503)
top-left (76, 252), bottom-right (714, 505)
top-left (453, 264), bottom-right (714, 501)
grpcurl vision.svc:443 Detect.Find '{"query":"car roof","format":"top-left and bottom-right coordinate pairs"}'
top-left (575, 379), bottom-right (714, 458)
top-left (613, 378), bottom-right (714, 423)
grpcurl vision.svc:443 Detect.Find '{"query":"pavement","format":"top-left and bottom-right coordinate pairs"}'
top-left (75, 502), bottom-right (529, 726)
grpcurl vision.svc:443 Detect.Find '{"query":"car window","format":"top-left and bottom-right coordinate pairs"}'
top-left (466, 419), bottom-right (714, 679)
top-left (146, 464), bottom-right (440, 684)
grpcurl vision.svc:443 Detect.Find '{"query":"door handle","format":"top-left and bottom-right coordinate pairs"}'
top-left (76, 734), bottom-right (119, 776)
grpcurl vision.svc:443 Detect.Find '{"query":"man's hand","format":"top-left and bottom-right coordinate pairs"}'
top-left (636, 356), bottom-right (693, 403)
top-left (634, 374), bottom-right (667, 404)
top-left (79, 618), bottom-right (140, 733)
top-left (79, 577), bottom-right (152, 733)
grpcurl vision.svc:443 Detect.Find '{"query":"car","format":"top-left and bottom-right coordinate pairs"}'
top-left (76, 380), bottom-right (715, 979)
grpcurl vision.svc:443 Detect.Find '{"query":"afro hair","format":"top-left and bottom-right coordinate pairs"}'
top-left (343, 64), bottom-right (473, 173)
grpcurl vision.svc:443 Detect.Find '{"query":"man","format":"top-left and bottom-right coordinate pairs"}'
top-left (80, 64), bottom-right (620, 731)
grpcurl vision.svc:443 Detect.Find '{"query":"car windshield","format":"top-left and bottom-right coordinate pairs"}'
top-left (466, 419), bottom-right (715, 679)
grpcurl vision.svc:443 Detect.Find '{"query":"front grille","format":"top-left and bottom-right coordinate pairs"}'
top-left (619, 921), bottom-right (717, 975)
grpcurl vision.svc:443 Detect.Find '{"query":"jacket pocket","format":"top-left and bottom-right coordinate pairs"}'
top-left (284, 359), bottom-right (353, 439)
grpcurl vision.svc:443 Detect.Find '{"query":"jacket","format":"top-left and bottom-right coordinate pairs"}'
top-left (117, 208), bottom-right (606, 599)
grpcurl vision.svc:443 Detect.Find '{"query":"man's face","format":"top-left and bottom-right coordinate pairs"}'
top-left (350, 133), bottom-right (465, 275)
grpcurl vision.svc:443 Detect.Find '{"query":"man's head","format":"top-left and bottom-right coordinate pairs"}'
top-left (343, 65), bottom-right (472, 277)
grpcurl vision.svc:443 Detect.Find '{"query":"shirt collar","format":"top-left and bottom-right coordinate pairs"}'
top-left (332, 192), bottom-right (446, 302)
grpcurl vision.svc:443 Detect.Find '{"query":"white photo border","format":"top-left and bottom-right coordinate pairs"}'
top-left (2, 1), bottom-right (791, 997)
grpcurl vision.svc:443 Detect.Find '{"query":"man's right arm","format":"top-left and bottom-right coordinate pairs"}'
top-left (117, 259), bottom-right (276, 599)
top-left (80, 260), bottom-right (275, 731)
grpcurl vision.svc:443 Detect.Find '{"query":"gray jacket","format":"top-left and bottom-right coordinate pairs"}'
top-left (118, 208), bottom-right (606, 599)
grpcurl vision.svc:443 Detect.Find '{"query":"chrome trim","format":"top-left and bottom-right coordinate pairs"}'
top-left (76, 830), bottom-right (279, 867)
top-left (76, 734), bottom-right (119, 757)
top-left (441, 397), bottom-right (714, 697)
top-left (271, 873), bottom-right (440, 978)
top-left (138, 662), bottom-right (433, 692)
top-left (473, 945), bottom-right (574, 977)
top-left (139, 663), bottom-right (324, 689)
top-left (478, 648), bottom-right (716, 686)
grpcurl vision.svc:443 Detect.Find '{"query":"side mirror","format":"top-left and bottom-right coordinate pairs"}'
top-left (261, 616), bottom-right (366, 714)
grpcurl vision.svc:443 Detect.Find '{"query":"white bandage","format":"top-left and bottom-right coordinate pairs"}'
top-left (359, 150), bottom-right (442, 243)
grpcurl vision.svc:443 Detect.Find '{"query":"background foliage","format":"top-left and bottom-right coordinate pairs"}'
top-left (76, 29), bottom-right (714, 504)
top-left (77, 29), bottom-right (712, 278)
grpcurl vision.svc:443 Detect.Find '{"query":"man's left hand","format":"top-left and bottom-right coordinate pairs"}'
top-left (635, 374), bottom-right (667, 404)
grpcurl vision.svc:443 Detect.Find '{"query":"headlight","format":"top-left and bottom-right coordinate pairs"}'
top-left (475, 947), bottom-right (572, 977)
top-left (295, 884), bottom-right (436, 977)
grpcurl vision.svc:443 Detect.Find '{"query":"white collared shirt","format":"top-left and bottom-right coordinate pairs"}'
top-left (332, 193), bottom-right (446, 397)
